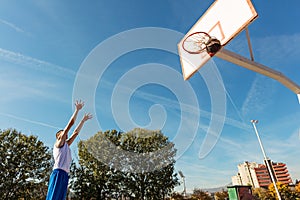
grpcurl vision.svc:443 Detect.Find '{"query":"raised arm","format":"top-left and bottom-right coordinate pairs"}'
top-left (67, 113), bottom-right (92, 146)
top-left (55, 100), bottom-right (84, 148)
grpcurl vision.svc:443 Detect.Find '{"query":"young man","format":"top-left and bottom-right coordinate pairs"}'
top-left (46, 100), bottom-right (92, 200)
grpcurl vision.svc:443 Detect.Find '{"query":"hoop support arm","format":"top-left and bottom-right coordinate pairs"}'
top-left (216, 48), bottom-right (300, 103)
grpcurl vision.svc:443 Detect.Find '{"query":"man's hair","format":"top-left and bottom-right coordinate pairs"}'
top-left (56, 129), bottom-right (64, 139)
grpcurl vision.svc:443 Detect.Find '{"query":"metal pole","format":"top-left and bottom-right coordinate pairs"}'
top-left (250, 120), bottom-right (281, 200)
top-left (183, 177), bottom-right (186, 197)
top-left (178, 171), bottom-right (186, 197)
top-left (245, 27), bottom-right (255, 61)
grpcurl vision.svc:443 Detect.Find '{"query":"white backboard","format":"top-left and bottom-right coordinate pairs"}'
top-left (178, 0), bottom-right (258, 80)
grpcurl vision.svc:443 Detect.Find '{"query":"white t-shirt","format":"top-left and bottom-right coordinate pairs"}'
top-left (53, 142), bottom-right (72, 173)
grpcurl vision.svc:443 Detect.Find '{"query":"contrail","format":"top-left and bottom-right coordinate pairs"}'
top-left (0, 112), bottom-right (61, 130)
top-left (0, 18), bottom-right (26, 33)
top-left (0, 47), bottom-right (76, 78)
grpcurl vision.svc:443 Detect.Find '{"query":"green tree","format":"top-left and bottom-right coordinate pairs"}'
top-left (191, 188), bottom-right (213, 200)
top-left (120, 128), bottom-right (179, 199)
top-left (0, 129), bottom-right (52, 199)
top-left (70, 131), bottom-right (122, 199)
top-left (170, 192), bottom-right (185, 200)
top-left (70, 128), bottom-right (179, 199)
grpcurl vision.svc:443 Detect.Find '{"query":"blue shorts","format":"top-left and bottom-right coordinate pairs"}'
top-left (46, 168), bottom-right (69, 200)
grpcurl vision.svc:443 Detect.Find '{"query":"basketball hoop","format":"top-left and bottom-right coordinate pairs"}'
top-left (182, 32), bottom-right (221, 56)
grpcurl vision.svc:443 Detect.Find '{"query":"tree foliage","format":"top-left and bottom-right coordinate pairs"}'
top-left (268, 182), bottom-right (299, 200)
top-left (70, 128), bottom-right (179, 199)
top-left (170, 192), bottom-right (185, 200)
top-left (252, 182), bottom-right (300, 200)
top-left (295, 181), bottom-right (300, 194)
top-left (252, 187), bottom-right (270, 200)
top-left (214, 189), bottom-right (228, 200)
top-left (190, 188), bottom-right (213, 200)
top-left (0, 129), bottom-right (52, 199)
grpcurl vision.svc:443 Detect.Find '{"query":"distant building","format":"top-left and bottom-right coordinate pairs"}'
top-left (232, 161), bottom-right (260, 188)
top-left (255, 160), bottom-right (293, 187)
top-left (232, 160), bottom-right (293, 188)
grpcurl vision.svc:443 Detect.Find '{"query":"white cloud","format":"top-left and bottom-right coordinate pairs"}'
top-left (241, 75), bottom-right (276, 117)
top-left (227, 33), bottom-right (300, 118)
top-left (0, 48), bottom-right (77, 103)
top-left (0, 47), bottom-right (75, 78)
top-left (0, 18), bottom-right (26, 33)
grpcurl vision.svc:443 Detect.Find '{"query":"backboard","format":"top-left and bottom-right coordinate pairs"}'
top-left (178, 0), bottom-right (258, 80)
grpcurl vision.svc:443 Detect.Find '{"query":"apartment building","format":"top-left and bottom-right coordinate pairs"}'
top-left (232, 160), bottom-right (293, 188)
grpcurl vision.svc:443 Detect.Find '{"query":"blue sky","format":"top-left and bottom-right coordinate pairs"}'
top-left (0, 0), bottom-right (300, 193)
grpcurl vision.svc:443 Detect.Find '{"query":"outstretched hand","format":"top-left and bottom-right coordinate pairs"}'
top-left (75, 100), bottom-right (85, 111)
top-left (82, 113), bottom-right (92, 122)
